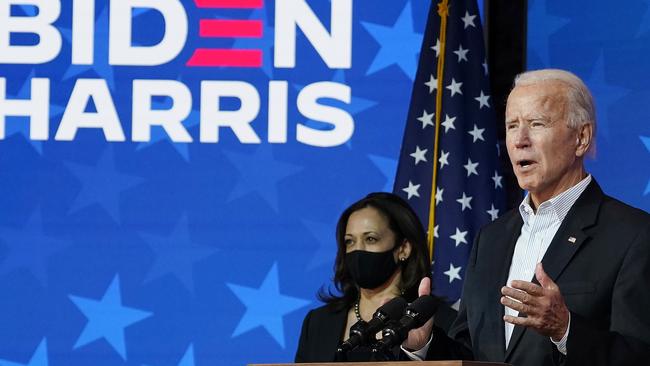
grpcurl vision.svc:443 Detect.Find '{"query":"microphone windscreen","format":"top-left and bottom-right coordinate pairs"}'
top-left (405, 295), bottom-right (439, 328)
top-left (376, 296), bottom-right (408, 320)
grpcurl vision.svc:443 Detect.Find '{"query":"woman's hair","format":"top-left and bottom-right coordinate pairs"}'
top-left (318, 192), bottom-right (431, 310)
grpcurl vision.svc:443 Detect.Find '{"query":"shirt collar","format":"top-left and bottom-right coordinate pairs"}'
top-left (518, 175), bottom-right (592, 223)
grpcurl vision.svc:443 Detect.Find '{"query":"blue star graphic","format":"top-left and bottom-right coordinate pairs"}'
top-left (586, 54), bottom-right (628, 142)
top-left (301, 219), bottom-right (335, 270)
top-left (362, 2), bottom-right (422, 80)
top-left (61, 6), bottom-right (116, 90)
top-left (527, 0), bottom-right (571, 68)
top-left (135, 98), bottom-right (199, 161)
top-left (640, 136), bottom-right (650, 195)
top-left (4, 71), bottom-right (65, 154)
top-left (177, 344), bottom-right (195, 366)
top-left (226, 262), bottom-right (311, 348)
top-left (232, 8), bottom-right (275, 78)
top-left (0, 208), bottom-right (69, 284)
top-left (69, 275), bottom-right (153, 360)
top-left (140, 215), bottom-right (217, 292)
top-left (0, 338), bottom-right (48, 366)
top-left (224, 145), bottom-right (302, 212)
top-left (368, 154), bottom-right (398, 191)
top-left (66, 146), bottom-right (143, 221)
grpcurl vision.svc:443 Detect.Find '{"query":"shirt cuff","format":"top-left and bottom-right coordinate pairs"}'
top-left (550, 313), bottom-right (570, 355)
top-left (401, 333), bottom-right (433, 361)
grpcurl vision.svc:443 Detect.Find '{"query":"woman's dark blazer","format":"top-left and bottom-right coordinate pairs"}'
top-left (295, 301), bottom-right (458, 362)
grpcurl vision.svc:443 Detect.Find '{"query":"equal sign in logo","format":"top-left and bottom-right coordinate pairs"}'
top-left (187, 0), bottom-right (263, 67)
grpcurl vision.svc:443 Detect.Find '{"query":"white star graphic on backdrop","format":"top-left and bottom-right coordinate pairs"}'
top-left (431, 38), bottom-right (441, 57)
top-left (475, 91), bottom-right (490, 109)
top-left (482, 60), bottom-right (489, 75)
top-left (463, 158), bottom-right (479, 177)
top-left (410, 146), bottom-right (428, 165)
top-left (468, 124), bottom-right (485, 142)
top-left (456, 192), bottom-right (473, 211)
top-left (450, 228), bottom-right (468, 246)
top-left (435, 186), bottom-right (444, 205)
top-left (487, 204), bottom-right (500, 221)
top-left (441, 114), bottom-right (456, 132)
top-left (438, 150), bottom-right (450, 169)
top-left (444, 263), bottom-right (462, 283)
top-left (402, 181), bottom-right (421, 199)
top-left (433, 225), bottom-right (439, 238)
top-left (461, 11), bottom-right (477, 28)
top-left (492, 171), bottom-right (503, 189)
top-left (446, 78), bottom-right (463, 96)
top-left (424, 74), bottom-right (437, 93)
top-left (417, 110), bottom-right (434, 129)
top-left (453, 44), bottom-right (469, 62)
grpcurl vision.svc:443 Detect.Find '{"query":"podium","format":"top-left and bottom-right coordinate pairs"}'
top-left (250, 362), bottom-right (510, 366)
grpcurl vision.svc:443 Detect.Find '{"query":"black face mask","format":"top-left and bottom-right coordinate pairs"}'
top-left (345, 248), bottom-right (399, 289)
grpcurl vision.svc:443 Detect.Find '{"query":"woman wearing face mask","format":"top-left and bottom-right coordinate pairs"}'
top-left (295, 192), bottom-right (456, 362)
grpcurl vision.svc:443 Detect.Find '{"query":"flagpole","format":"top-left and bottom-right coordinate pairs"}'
top-left (428, 0), bottom-right (450, 260)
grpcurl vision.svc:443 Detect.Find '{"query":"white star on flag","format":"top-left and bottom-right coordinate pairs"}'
top-left (438, 150), bottom-right (450, 169)
top-left (456, 192), bottom-right (473, 211)
top-left (453, 44), bottom-right (469, 62)
top-left (474, 90), bottom-right (490, 109)
top-left (492, 171), bottom-right (503, 189)
top-left (468, 124), bottom-right (485, 142)
top-left (446, 78), bottom-right (463, 97)
top-left (431, 38), bottom-right (441, 57)
top-left (461, 11), bottom-right (477, 29)
top-left (433, 224), bottom-right (439, 238)
top-left (441, 114), bottom-right (457, 132)
top-left (402, 181), bottom-right (421, 199)
top-left (417, 110), bottom-right (434, 129)
top-left (486, 204), bottom-right (499, 221)
top-left (425, 74), bottom-right (437, 93)
top-left (450, 227), bottom-right (468, 246)
top-left (435, 186), bottom-right (444, 205)
top-left (463, 158), bottom-right (479, 177)
top-left (410, 146), bottom-right (428, 165)
top-left (444, 263), bottom-right (462, 283)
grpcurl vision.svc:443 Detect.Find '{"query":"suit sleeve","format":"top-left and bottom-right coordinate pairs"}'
top-left (565, 223), bottom-right (650, 365)
top-left (294, 309), bottom-right (314, 363)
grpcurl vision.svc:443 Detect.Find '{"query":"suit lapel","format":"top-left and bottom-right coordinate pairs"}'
top-left (504, 180), bottom-right (603, 361)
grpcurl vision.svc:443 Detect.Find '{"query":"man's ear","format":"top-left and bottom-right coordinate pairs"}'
top-left (575, 122), bottom-right (593, 157)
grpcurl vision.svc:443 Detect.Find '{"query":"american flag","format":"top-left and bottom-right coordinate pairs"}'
top-left (393, 0), bottom-right (505, 304)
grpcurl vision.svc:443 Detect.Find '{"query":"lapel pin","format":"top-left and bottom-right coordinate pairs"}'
top-left (567, 236), bottom-right (577, 244)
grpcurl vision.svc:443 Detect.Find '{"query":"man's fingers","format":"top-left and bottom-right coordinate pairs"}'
top-left (418, 277), bottom-right (431, 297)
top-left (500, 295), bottom-right (531, 315)
top-left (508, 280), bottom-right (544, 296)
top-left (503, 314), bottom-right (532, 327)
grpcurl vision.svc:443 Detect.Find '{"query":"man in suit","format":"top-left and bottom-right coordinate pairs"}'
top-left (403, 69), bottom-right (650, 365)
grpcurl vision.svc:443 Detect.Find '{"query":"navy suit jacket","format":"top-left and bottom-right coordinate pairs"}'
top-left (427, 180), bottom-right (650, 365)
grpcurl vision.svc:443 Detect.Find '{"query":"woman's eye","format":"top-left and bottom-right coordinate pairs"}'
top-left (344, 239), bottom-right (354, 246)
top-left (365, 237), bottom-right (377, 243)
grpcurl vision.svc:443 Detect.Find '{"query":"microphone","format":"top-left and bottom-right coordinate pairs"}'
top-left (336, 296), bottom-right (408, 354)
top-left (373, 295), bottom-right (440, 351)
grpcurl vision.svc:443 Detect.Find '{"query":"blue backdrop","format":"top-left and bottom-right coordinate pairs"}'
top-left (0, 0), bottom-right (648, 365)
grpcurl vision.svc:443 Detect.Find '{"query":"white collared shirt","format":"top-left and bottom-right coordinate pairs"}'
top-left (504, 174), bottom-right (592, 352)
